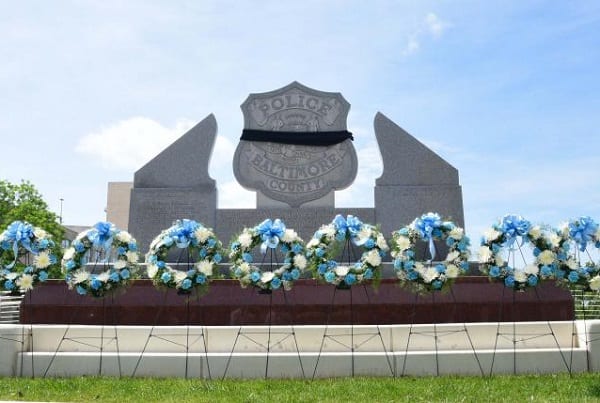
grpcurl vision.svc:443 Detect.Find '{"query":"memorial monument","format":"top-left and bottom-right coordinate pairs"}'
top-left (128, 81), bottom-right (464, 251)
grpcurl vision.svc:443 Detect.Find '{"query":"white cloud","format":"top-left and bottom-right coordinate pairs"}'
top-left (336, 141), bottom-right (382, 207)
top-left (425, 13), bottom-right (448, 38)
top-left (218, 180), bottom-right (255, 208)
top-left (402, 12), bottom-right (449, 55)
top-left (403, 36), bottom-right (421, 55)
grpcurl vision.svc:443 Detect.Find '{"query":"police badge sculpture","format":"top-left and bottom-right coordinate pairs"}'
top-left (233, 82), bottom-right (358, 207)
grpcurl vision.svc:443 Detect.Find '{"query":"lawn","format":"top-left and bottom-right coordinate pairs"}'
top-left (1, 374), bottom-right (600, 402)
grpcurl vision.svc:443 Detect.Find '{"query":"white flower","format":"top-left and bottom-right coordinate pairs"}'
top-left (365, 249), bottom-right (382, 267)
top-left (321, 224), bottom-right (336, 239)
top-left (238, 231), bottom-right (253, 248)
top-left (376, 234), bottom-right (388, 250)
top-left (307, 238), bottom-right (320, 248)
top-left (147, 264), bottom-right (158, 279)
top-left (17, 274), bottom-right (34, 291)
top-left (96, 271), bottom-right (110, 283)
top-left (239, 262), bottom-right (251, 273)
top-left (559, 222), bottom-right (570, 237)
top-left (174, 270), bottom-right (187, 285)
top-left (358, 226), bottom-right (373, 241)
top-left (495, 255), bottom-right (504, 267)
top-left (446, 251), bottom-right (460, 262)
top-left (514, 270), bottom-right (528, 283)
top-left (63, 247), bottom-right (75, 261)
top-left (33, 228), bottom-right (48, 239)
top-left (395, 236), bottom-right (411, 251)
top-left (414, 262), bottom-right (425, 274)
top-left (126, 251), bottom-right (139, 263)
top-left (484, 228), bottom-right (500, 242)
top-left (589, 275), bottom-right (600, 291)
top-left (479, 246), bottom-right (493, 262)
top-left (33, 251), bottom-right (51, 269)
top-left (293, 254), bottom-right (307, 270)
top-left (116, 231), bottom-right (132, 243)
top-left (524, 264), bottom-right (539, 275)
top-left (445, 264), bottom-right (459, 278)
top-left (113, 260), bottom-right (127, 270)
top-left (282, 229), bottom-right (298, 243)
top-left (528, 226), bottom-right (541, 240)
top-left (595, 228), bottom-right (600, 241)
top-left (194, 227), bottom-right (212, 243)
top-left (548, 233), bottom-right (562, 249)
top-left (567, 258), bottom-right (578, 270)
top-left (449, 227), bottom-right (464, 240)
top-left (5, 272), bottom-right (18, 281)
top-left (422, 267), bottom-right (439, 283)
top-left (335, 266), bottom-right (349, 277)
top-left (196, 260), bottom-right (214, 276)
top-left (73, 270), bottom-right (90, 284)
top-left (261, 271), bottom-right (275, 283)
top-left (537, 250), bottom-right (555, 266)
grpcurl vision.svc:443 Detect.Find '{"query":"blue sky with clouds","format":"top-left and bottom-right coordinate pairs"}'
top-left (1, 1), bottom-right (599, 240)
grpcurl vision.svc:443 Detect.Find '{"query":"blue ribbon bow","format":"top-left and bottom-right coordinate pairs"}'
top-left (87, 221), bottom-right (115, 252)
top-left (4, 221), bottom-right (34, 269)
top-left (170, 219), bottom-right (199, 248)
top-left (569, 216), bottom-right (598, 252)
top-left (414, 213), bottom-right (442, 261)
top-left (333, 214), bottom-right (363, 241)
top-left (501, 215), bottom-right (531, 248)
top-left (256, 219), bottom-right (286, 253)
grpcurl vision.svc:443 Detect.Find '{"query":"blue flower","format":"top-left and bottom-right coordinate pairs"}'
top-left (489, 266), bottom-right (501, 278)
top-left (435, 264), bottom-right (446, 273)
top-left (327, 260), bottom-right (337, 268)
top-left (120, 269), bottom-right (130, 279)
top-left (407, 270), bottom-right (419, 281)
top-left (65, 260), bottom-right (76, 271)
top-left (345, 273), bottom-right (356, 285)
top-left (109, 272), bottom-right (120, 282)
top-left (568, 271), bottom-right (580, 283)
top-left (280, 244), bottom-right (290, 253)
top-left (207, 238), bottom-right (217, 248)
top-left (315, 248), bottom-right (325, 258)
top-left (196, 274), bottom-right (206, 284)
top-left (533, 248), bottom-right (541, 257)
top-left (38, 271), bottom-right (48, 282)
top-left (213, 253), bottom-right (222, 263)
top-left (38, 239), bottom-right (49, 249)
top-left (242, 252), bottom-right (253, 263)
top-left (199, 248), bottom-right (207, 258)
top-left (393, 259), bottom-right (402, 270)
top-left (364, 268), bottom-right (373, 279)
top-left (157, 261), bottom-right (166, 268)
top-left (540, 265), bottom-right (553, 277)
top-left (292, 243), bottom-right (303, 254)
top-left (432, 280), bottom-right (443, 290)
top-left (74, 241), bottom-right (85, 253)
top-left (446, 237), bottom-right (456, 247)
top-left (324, 271), bottom-right (336, 283)
top-left (527, 275), bottom-right (538, 287)
top-left (251, 271), bottom-right (261, 282)
top-left (24, 266), bottom-right (33, 274)
top-left (161, 272), bottom-right (171, 283)
top-left (460, 261), bottom-right (469, 271)
top-left (504, 275), bottom-right (515, 288)
top-left (91, 278), bottom-right (102, 290)
top-left (76, 285), bottom-right (87, 295)
top-left (291, 268), bottom-right (300, 280)
top-left (318, 264), bottom-right (328, 274)
top-left (128, 242), bottom-right (138, 251)
top-left (187, 269), bottom-right (196, 277)
top-left (117, 246), bottom-right (126, 256)
top-left (4, 280), bottom-right (15, 290)
top-left (282, 272), bottom-right (293, 281)
top-left (271, 277), bottom-right (282, 289)
top-left (364, 238), bottom-right (375, 249)
top-left (404, 260), bottom-right (414, 270)
top-left (181, 279), bottom-right (192, 290)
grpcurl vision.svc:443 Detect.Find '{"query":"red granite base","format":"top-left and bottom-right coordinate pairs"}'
top-left (19, 278), bottom-right (574, 325)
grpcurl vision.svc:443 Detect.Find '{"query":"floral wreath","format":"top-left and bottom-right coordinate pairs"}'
top-left (62, 222), bottom-right (139, 297)
top-left (146, 219), bottom-right (223, 294)
top-left (555, 216), bottom-right (600, 290)
top-left (479, 215), bottom-right (556, 291)
top-left (229, 219), bottom-right (306, 291)
top-left (306, 214), bottom-right (388, 288)
top-left (390, 212), bottom-right (471, 293)
top-left (0, 220), bottom-right (57, 293)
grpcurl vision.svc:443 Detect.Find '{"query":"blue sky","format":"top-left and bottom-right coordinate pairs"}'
top-left (1, 1), bottom-right (599, 241)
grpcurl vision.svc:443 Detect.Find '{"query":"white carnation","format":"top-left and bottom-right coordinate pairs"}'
top-left (567, 258), bottom-right (578, 270)
top-left (495, 255), bottom-right (504, 267)
top-left (596, 228), bottom-right (600, 241)
top-left (238, 232), bottom-right (253, 248)
top-left (33, 228), bottom-right (48, 239)
top-left (282, 229), bottom-right (297, 243)
top-left (17, 274), bottom-right (34, 291)
top-left (549, 233), bottom-right (562, 248)
top-left (422, 267), bottom-right (439, 283)
top-left (96, 271), bottom-right (110, 283)
top-left (113, 260), bottom-right (127, 270)
top-left (528, 226), bottom-right (542, 240)
top-left (196, 260), bottom-right (214, 276)
top-left (116, 231), bottom-right (132, 243)
top-left (5, 272), bottom-right (18, 281)
top-left (147, 264), bottom-right (159, 279)
top-left (239, 262), bottom-right (251, 273)
top-left (376, 234), bottom-right (388, 250)
top-left (73, 270), bottom-right (90, 284)
top-left (514, 270), bottom-right (528, 283)
top-left (335, 266), bottom-right (349, 276)
top-left (194, 227), bottom-right (212, 243)
top-left (63, 247), bottom-right (75, 260)
top-left (446, 251), bottom-right (460, 262)
top-left (261, 271), bottom-right (275, 283)
top-left (524, 264), bottom-right (539, 275)
top-left (365, 249), bottom-right (382, 267)
top-left (33, 251), bottom-right (51, 269)
top-left (479, 246), bottom-right (493, 263)
top-left (589, 275), bottom-right (600, 291)
top-left (307, 238), bottom-right (320, 248)
top-left (293, 254), bottom-right (307, 270)
top-left (537, 250), bottom-right (555, 266)
top-left (126, 251), bottom-right (139, 263)
top-left (174, 270), bottom-right (187, 285)
top-left (484, 228), bottom-right (500, 242)
top-left (559, 222), bottom-right (570, 237)
top-left (395, 236), bottom-right (411, 251)
top-left (358, 226), bottom-right (373, 241)
top-left (445, 264), bottom-right (459, 278)
top-left (449, 227), bottom-right (464, 240)
top-left (321, 224), bottom-right (336, 239)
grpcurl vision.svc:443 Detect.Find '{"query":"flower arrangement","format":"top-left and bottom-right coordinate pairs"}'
top-left (554, 216), bottom-right (600, 290)
top-left (146, 219), bottom-right (223, 294)
top-left (0, 220), bottom-right (57, 293)
top-left (306, 214), bottom-right (388, 288)
top-left (62, 221), bottom-right (139, 297)
top-left (479, 215), bottom-right (556, 291)
top-left (390, 212), bottom-right (471, 293)
top-left (229, 219), bottom-right (306, 291)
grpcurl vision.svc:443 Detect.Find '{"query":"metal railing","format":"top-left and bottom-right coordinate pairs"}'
top-left (0, 291), bottom-right (24, 324)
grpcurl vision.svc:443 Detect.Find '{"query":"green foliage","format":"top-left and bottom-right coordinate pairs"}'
top-left (0, 179), bottom-right (64, 277)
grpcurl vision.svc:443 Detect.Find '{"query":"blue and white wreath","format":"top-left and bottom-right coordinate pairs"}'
top-left (306, 214), bottom-right (388, 288)
top-left (479, 215), bottom-right (556, 291)
top-left (0, 220), bottom-right (57, 292)
top-left (555, 216), bottom-right (600, 290)
top-left (229, 219), bottom-right (306, 291)
top-left (146, 219), bottom-right (223, 293)
top-left (391, 212), bottom-right (471, 292)
top-left (62, 222), bottom-right (139, 297)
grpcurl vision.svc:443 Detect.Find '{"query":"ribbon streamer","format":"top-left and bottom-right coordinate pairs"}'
top-left (256, 218), bottom-right (286, 253)
top-left (501, 215), bottom-right (531, 249)
top-left (569, 216), bottom-right (598, 252)
top-left (4, 221), bottom-right (34, 269)
top-left (415, 213), bottom-right (442, 261)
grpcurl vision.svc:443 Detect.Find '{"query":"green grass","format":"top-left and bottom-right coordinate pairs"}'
top-left (1, 374), bottom-right (600, 402)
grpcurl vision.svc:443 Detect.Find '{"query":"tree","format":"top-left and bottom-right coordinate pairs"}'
top-left (0, 179), bottom-right (64, 277)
